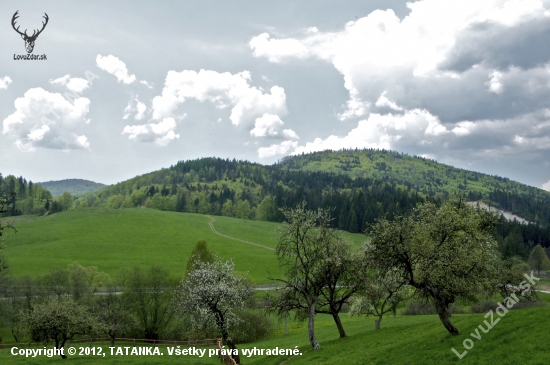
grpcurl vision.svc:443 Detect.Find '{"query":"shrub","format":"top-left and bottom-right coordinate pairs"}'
top-left (403, 301), bottom-right (465, 315)
top-left (471, 299), bottom-right (499, 313)
top-left (510, 298), bottom-right (548, 310)
top-left (231, 310), bottom-right (274, 343)
top-left (403, 301), bottom-right (436, 315)
top-left (470, 298), bottom-right (547, 313)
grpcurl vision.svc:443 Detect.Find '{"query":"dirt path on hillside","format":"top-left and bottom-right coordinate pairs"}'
top-left (206, 215), bottom-right (275, 251)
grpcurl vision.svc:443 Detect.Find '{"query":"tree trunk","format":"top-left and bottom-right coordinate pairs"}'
top-left (332, 312), bottom-right (346, 338)
top-left (434, 300), bottom-right (459, 335)
top-left (375, 314), bottom-right (383, 330)
top-left (56, 339), bottom-right (67, 359)
top-left (224, 336), bottom-right (241, 364)
top-left (219, 319), bottom-right (241, 364)
top-left (110, 335), bottom-right (115, 347)
top-left (308, 300), bottom-right (320, 350)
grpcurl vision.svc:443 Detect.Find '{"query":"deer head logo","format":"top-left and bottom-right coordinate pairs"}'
top-left (12, 11), bottom-right (49, 54)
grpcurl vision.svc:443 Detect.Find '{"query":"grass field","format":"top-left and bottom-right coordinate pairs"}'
top-left (1, 208), bottom-right (365, 284)
top-left (1, 296), bottom-right (549, 364)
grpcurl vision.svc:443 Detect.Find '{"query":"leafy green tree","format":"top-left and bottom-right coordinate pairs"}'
top-left (315, 234), bottom-right (366, 338)
top-left (60, 191), bottom-right (73, 210)
top-left (502, 226), bottom-right (528, 260)
top-left (235, 199), bottom-right (252, 219)
top-left (367, 196), bottom-right (500, 335)
top-left (0, 194), bottom-right (16, 275)
top-left (271, 224), bottom-right (365, 339)
top-left (490, 256), bottom-right (537, 301)
top-left (68, 263), bottom-right (89, 300)
top-left (106, 195), bottom-right (125, 209)
top-left (125, 266), bottom-right (175, 340)
top-left (222, 200), bottom-right (234, 217)
top-left (528, 244), bottom-right (550, 276)
top-left (96, 291), bottom-right (138, 347)
top-left (271, 203), bottom-right (353, 348)
top-left (197, 194), bottom-right (211, 214)
top-left (41, 268), bottom-right (69, 298)
top-left (256, 196), bottom-right (278, 221)
top-left (185, 239), bottom-right (215, 276)
top-left (349, 268), bottom-right (409, 329)
top-left (66, 263), bottom-right (110, 302)
top-left (20, 297), bottom-right (105, 359)
top-left (175, 257), bottom-right (253, 365)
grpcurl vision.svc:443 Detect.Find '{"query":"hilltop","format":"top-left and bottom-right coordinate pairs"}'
top-left (38, 178), bottom-right (107, 196)
top-left (280, 149), bottom-right (550, 202)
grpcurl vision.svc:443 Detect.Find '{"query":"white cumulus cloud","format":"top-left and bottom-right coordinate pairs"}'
top-left (122, 117), bottom-right (180, 146)
top-left (375, 91), bottom-right (404, 111)
top-left (250, 0), bottom-right (550, 122)
top-left (249, 33), bottom-right (309, 63)
top-left (542, 179), bottom-right (550, 191)
top-left (258, 140), bottom-right (298, 158)
top-left (50, 75), bottom-right (90, 93)
top-left (292, 108), bottom-right (449, 155)
top-left (0, 76), bottom-right (12, 89)
top-left (123, 96), bottom-right (147, 120)
top-left (96, 54), bottom-right (136, 84)
top-left (152, 69), bottom-right (287, 125)
top-left (250, 113), bottom-right (297, 138)
top-left (2, 88), bottom-right (91, 150)
top-left (140, 80), bottom-right (153, 89)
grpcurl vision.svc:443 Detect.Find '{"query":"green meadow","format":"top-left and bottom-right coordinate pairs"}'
top-left (1, 208), bottom-right (364, 284)
top-left (1, 298), bottom-right (549, 364)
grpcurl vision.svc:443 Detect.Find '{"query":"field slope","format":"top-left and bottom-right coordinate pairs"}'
top-left (2, 208), bottom-right (364, 283)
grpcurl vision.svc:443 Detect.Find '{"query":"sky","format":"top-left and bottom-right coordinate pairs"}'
top-left (1, 0), bottom-right (550, 190)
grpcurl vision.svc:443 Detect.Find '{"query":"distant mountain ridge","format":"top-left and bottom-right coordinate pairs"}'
top-left (39, 179), bottom-right (107, 196)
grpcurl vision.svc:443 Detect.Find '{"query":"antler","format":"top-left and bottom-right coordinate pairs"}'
top-left (33, 13), bottom-right (49, 38)
top-left (11, 11), bottom-right (49, 39)
top-left (11, 11), bottom-right (26, 37)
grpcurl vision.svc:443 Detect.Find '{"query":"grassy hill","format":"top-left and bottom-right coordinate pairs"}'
top-left (38, 178), bottom-right (107, 196)
top-left (2, 208), bottom-right (365, 283)
top-left (241, 301), bottom-right (550, 365)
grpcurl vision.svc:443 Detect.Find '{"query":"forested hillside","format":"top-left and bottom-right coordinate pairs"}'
top-left (38, 179), bottom-right (106, 196)
top-left (4, 149), bottom-right (550, 258)
top-left (280, 149), bottom-right (550, 223)
top-left (0, 174), bottom-right (52, 216)
top-left (64, 150), bottom-right (549, 255)
top-left (80, 158), bottom-right (426, 233)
